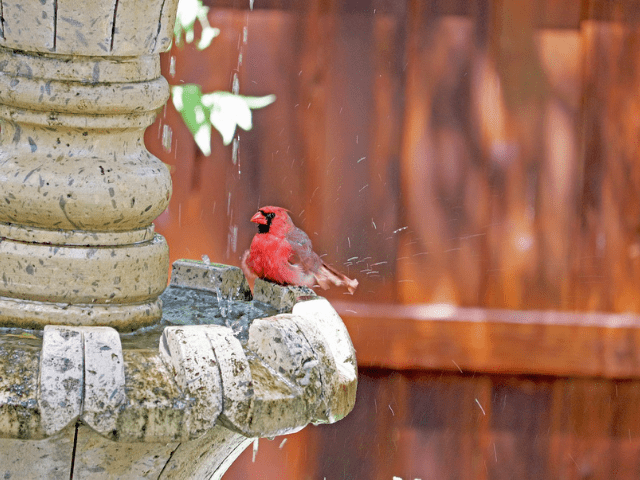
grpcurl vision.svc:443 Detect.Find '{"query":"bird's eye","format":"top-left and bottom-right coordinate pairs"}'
top-left (265, 212), bottom-right (275, 220)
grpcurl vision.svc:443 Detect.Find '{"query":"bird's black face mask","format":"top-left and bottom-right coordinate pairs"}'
top-left (258, 211), bottom-right (275, 233)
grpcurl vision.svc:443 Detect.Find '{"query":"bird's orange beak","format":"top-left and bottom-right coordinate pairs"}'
top-left (251, 211), bottom-right (267, 225)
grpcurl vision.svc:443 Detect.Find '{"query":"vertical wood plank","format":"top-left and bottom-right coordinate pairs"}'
top-left (360, 1), bottom-right (406, 302)
top-left (295, 0), bottom-right (336, 248)
top-left (488, 377), bottom-right (552, 479)
top-left (536, 24), bottom-right (583, 310)
top-left (305, 2), bottom-right (376, 300)
top-left (575, 6), bottom-right (640, 312)
top-left (399, 373), bottom-right (492, 480)
top-left (313, 371), bottom-right (392, 480)
top-left (398, 0), bottom-right (501, 307)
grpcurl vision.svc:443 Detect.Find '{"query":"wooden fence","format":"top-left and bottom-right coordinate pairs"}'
top-left (145, 0), bottom-right (640, 477)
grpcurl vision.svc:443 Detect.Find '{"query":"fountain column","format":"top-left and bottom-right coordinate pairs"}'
top-left (0, 0), bottom-right (176, 330)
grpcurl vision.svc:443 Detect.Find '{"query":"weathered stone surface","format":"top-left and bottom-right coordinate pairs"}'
top-left (159, 326), bottom-right (223, 438)
top-left (293, 298), bottom-right (358, 422)
top-left (204, 326), bottom-right (254, 433)
top-left (82, 327), bottom-right (126, 437)
top-left (73, 424), bottom-right (178, 480)
top-left (0, 124), bottom-right (171, 232)
top-left (170, 260), bottom-right (252, 301)
top-left (0, 235), bottom-right (168, 305)
top-left (245, 315), bottom-right (321, 434)
top-left (285, 314), bottom-right (340, 423)
top-left (0, 338), bottom-right (42, 438)
top-left (38, 326), bottom-right (83, 436)
top-left (0, 73), bottom-right (168, 114)
top-left (0, 424), bottom-right (75, 479)
top-left (0, 297), bottom-right (162, 332)
top-left (54, 1), bottom-right (116, 55)
top-left (253, 278), bottom-right (318, 312)
top-left (117, 350), bottom-right (192, 443)
top-left (244, 358), bottom-right (306, 437)
top-left (158, 425), bottom-right (254, 480)
top-left (0, 0), bottom-right (179, 56)
top-left (112, 0), bottom-right (178, 55)
top-left (0, 48), bottom-right (161, 84)
top-left (0, 223), bottom-right (155, 247)
top-left (0, 1), bottom-right (56, 52)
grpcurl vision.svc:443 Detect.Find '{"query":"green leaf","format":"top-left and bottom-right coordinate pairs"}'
top-left (172, 85), bottom-right (276, 153)
top-left (174, 0), bottom-right (219, 50)
top-left (171, 84), bottom-right (213, 155)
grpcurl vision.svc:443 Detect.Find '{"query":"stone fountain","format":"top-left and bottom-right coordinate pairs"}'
top-left (0, 1), bottom-right (357, 478)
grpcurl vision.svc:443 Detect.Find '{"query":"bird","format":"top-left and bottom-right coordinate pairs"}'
top-left (241, 206), bottom-right (358, 294)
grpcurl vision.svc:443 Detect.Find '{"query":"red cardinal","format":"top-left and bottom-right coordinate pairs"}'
top-left (241, 206), bottom-right (358, 294)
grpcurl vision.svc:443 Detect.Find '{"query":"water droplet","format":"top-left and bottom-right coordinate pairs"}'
top-left (229, 225), bottom-right (238, 253)
top-left (162, 124), bottom-right (172, 152)
top-left (232, 73), bottom-right (240, 95)
top-left (232, 137), bottom-right (239, 165)
top-left (252, 438), bottom-right (259, 462)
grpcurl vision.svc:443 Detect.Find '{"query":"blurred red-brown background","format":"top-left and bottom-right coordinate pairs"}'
top-left (146, 0), bottom-right (640, 478)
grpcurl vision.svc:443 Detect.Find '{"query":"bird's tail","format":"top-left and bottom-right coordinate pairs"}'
top-left (316, 263), bottom-right (359, 294)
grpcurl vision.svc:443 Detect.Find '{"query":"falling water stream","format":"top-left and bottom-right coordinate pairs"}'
top-left (119, 286), bottom-right (277, 350)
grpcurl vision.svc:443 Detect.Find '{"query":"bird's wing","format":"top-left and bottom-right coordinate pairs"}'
top-left (284, 226), bottom-right (323, 287)
top-left (285, 226), bottom-right (322, 272)
top-left (284, 226), bottom-right (358, 293)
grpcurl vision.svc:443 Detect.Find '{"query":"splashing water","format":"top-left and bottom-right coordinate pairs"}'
top-left (120, 286), bottom-right (277, 350)
top-left (252, 438), bottom-right (259, 462)
top-left (162, 124), bottom-right (173, 152)
top-left (227, 224), bottom-right (238, 258)
top-left (232, 137), bottom-right (239, 166)
top-left (232, 73), bottom-right (240, 95)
